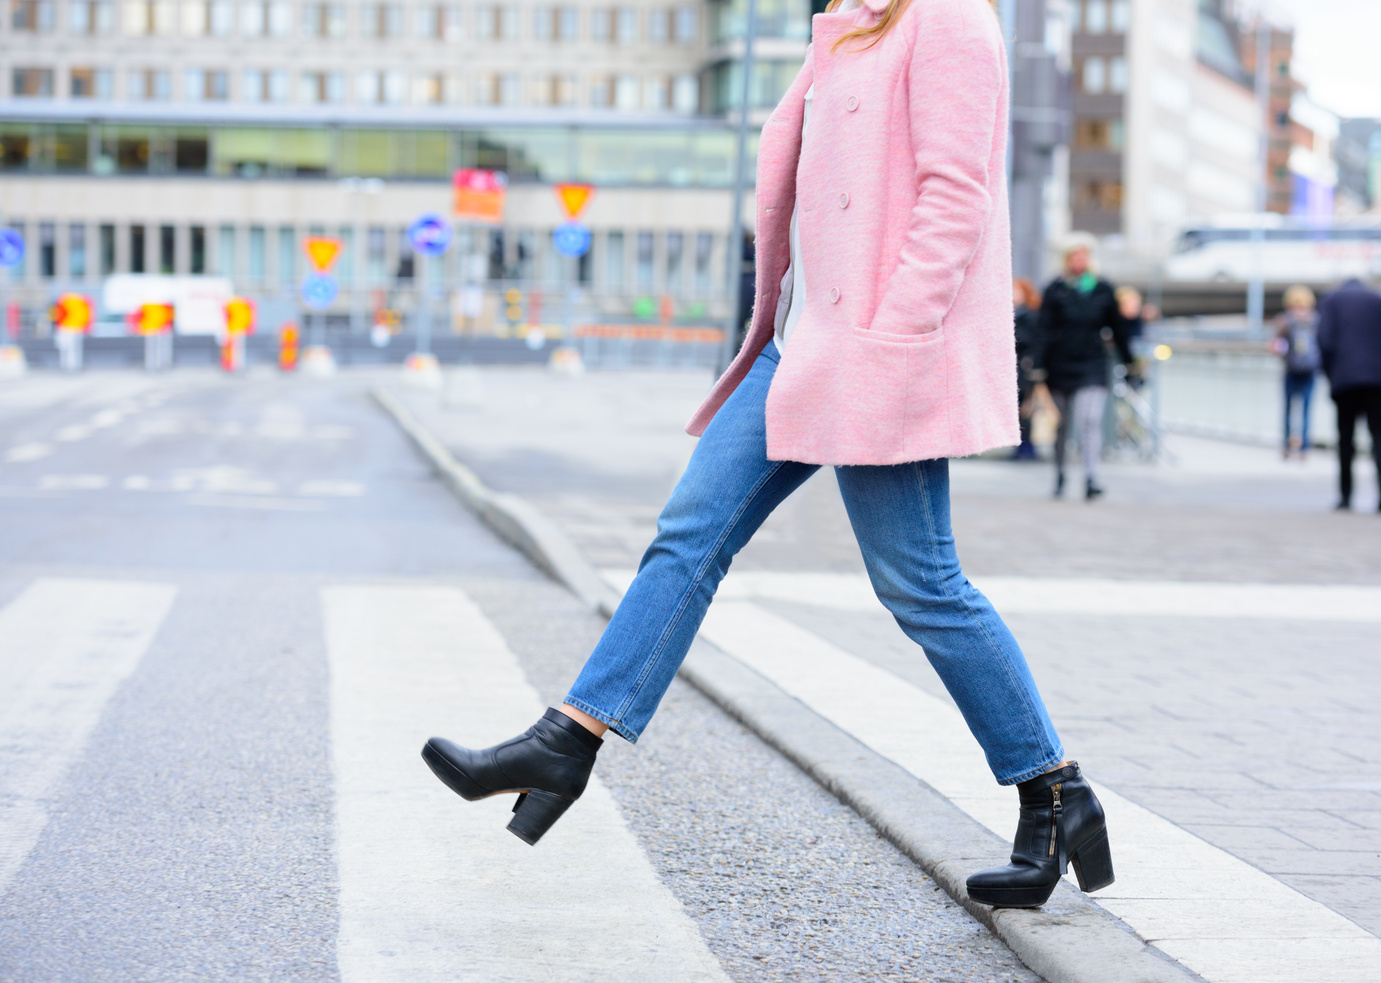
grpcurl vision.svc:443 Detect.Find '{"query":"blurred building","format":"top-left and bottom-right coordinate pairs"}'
top-left (0, 0), bottom-right (814, 330)
top-left (1335, 119), bottom-right (1381, 216)
top-left (1066, 0), bottom-right (1267, 278)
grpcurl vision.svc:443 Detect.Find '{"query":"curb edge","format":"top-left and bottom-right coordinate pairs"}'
top-left (372, 384), bottom-right (1203, 983)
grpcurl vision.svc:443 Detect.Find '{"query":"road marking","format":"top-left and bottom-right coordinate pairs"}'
top-left (298, 480), bottom-right (366, 497)
top-left (0, 578), bottom-right (177, 898)
top-left (4, 443), bottom-right (52, 464)
top-left (89, 409), bottom-right (125, 428)
top-left (640, 570), bottom-right (1381, 624)
top-left (38, 474), bottom-right (110, 490)
top-left (629, 579), bottom-right (1381, 983)
top-left (54, 424), bottom-right (92, 442)
top-left (186, 494), bottom-right (325, 512)
top-left (123, 475), bottom-right (152, 490)
top-left (322, 585), bottom-right (727, 983)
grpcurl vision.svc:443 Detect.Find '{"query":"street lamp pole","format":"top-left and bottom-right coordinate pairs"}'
top-left (719, 0), bottom-right (761, 374)
top-left (1246, 16), bottom-right (1271, 338)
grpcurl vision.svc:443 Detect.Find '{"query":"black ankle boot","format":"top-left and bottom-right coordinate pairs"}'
top-left (421, 708), bottom-right (603, 845)
top-left (966, 761), bottom-right (1113, 908)
top-left (1053, 471), bottom-right (1066, 497)
top-left (1085, 479), bottom-right (1104, 501)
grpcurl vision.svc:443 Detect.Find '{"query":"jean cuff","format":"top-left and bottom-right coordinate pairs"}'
top-left (562, 696), bottom-right (639, 744)
top-left (996, 747), bottom-right (1067, 786)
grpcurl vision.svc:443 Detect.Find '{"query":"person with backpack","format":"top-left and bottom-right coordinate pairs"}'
top-left (1274, 285), bottom-right (1322, 460)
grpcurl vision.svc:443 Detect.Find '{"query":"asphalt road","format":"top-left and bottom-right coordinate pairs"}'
top-left (0, 368), bottom-right (1038, 983)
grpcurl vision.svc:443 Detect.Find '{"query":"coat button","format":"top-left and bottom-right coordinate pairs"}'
top-left (839, 192), bottom-right (849, 208)
top-left (829, 287), bottom-right (841, 304)
top-left (846, 95), bottom-right (859, 111)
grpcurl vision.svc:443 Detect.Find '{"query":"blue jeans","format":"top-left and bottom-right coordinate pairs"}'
top-left (1284, 371), bottom-right (1315, 450)
top-left (566, 342), bottom-right (1064, 785)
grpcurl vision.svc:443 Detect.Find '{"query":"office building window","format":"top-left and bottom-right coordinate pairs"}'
top-left (1083, 0), bottom-right (1106, 34)
top-left (556, 5), bottom-right (575, 38)
top-left (278, 226), bottom-right (295, 283)
top-left (129, 69), bottom-right (171, 100)
top-left (360, 2), bottom-right (402, 36)
top-left (39, 223), bottom-right (56, 279)
top-left (415, 2), bottom-right (439, 36)
top-left (1080, 57), bottom-right (1106, 94)
top-left (643, 76), bottom-right (669, 110)
top-left (130, 224), bottom-right (146, 273)
top-left (186, 68), bottom-right (205, 99)
top-left (69, 0), bottom-right (115, 33)
top-left (99, 224), bottom-right (115, 275)
top-left (12, 68), bottom-right (55, 96)
top-left (267, 0), bottom-right (291, 33)
top-left (442, 4), bottom-right (461, 39)
top-left (190, 226), bottom-right (206, 273)
top-left (69, 224), bottom-right (87, 279)
top-left (672, 5), bottom-right (695, 42)
top-left (240, 0), bottom-right (264, 34)
top-left (300, 1), bottom-right (345, 35)
top-left (268, 69), bottom-right (289, 101)
top-left (412, 73), bottom-right (442, 104)
top-left (615, 74), bottom-right (638, 110)
top-left (1110, 0), bottom-right (1129, 33)
top-left (217, 225), bottom-right (236, 277)
top-left (589, 7), bottom-right (609, 39)
top-left (636, 231), bottom-right (654, 289)
top-left (210, 0), bottom-right (233, 32)
top-left (366, 226), bottom-right (386, 283)
top-left (532, 4), bottom-right (551, 38)
top-left (1108, 56), bottom-right (1127, 94)
top-left (694, 231), bottom-right (712, 294)
top-left (181, 0), bottom-right (206, 33)
top-left (242, 69), bottom-right (264, 100)
top-left (11, 0), bottom-right (55, 30)
top-left (70, 67), bottom-right (113, 98)
top-left (665, 231), bottom-right (683, 293)
top-left (300, 71), bottom-right (345, 102)
top-left (248, 226), bottom-right (266, 282)
top-left (604, 230), bottom-right (624, 289)
top-left (615, 6), bottom-right (635, 42)
top-left (383, 69), bottom-right (407, 103)
top-left (158, 224), bottom-right (175, 274)
top-left (122, 0), bottom-right (147, 32)
top-left (588, 76), bottom-right (612, 107)
top-left (355, 71), bottom-right (380, 103)
top-left (673, 73), bottom-right (696, 113)
top-left (647, 8), bottom-right (667, 41)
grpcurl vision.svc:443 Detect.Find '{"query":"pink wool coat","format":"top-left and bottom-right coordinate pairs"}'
top-left (686, 0), bottom-right (1019, 465)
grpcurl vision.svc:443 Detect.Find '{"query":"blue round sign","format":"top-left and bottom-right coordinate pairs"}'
top-left (408, 214), bottom-right (453, 257)
top-left (0, 229), bottom-right (24, 268)
top-left (301, 273), bottom-right (339, 309)
top-left (552, 222), bottom-right (591, 258)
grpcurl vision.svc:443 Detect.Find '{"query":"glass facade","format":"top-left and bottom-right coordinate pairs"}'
top-left (0, 119), bottom-right (756, 187)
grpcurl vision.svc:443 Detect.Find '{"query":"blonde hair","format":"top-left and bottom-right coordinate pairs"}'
top-left (1283, 284), bottom-right (1316, 310)
top-left (827, 0), bottom-right (997, 53)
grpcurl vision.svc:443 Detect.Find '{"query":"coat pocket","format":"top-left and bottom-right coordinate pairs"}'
top-left (851, 325), bottom-right (945, 347)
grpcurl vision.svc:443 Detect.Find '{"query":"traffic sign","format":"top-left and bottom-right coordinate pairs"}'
top-left (224, 297), bottom-right (256, 335)
top-left (552, 222), bottom-right (592, 258)
top-left (0, 229), bottom-right (24, 268)
top-left (301, 273), bottom-right (338, 309)
top-left (51, 293), bottom-right (93, 331)
top-left (453, 168), bottom-right (507, 224)
top-left (131, 303), bottom-right (174, 335)
top-left (408, 214), bottom-right (453, 256)
top-left (554, 184), bottom-right (594, 220)
top-left (303, 237), bottom-right (342, 274)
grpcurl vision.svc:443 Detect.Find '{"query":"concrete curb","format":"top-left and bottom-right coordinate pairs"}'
top-left (373, 385), bottom-right (1202, 983)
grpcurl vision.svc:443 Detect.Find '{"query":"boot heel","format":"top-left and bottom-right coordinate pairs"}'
top-left (1070, 827), bottom-right (1114, 893)
top-left (507, 789), bottom-right (573, 845)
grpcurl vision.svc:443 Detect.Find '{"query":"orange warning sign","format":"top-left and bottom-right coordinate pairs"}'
top-left (225, 297), bottom-right (256, 335)
top-left (303, 237), bottom-right (342, 274)
top-left (453, 168), bottom-right (507, 224)
top-left (555, 184), bottom-right (594, 220)
top-left (51, 293), bottom-right (93, 331)
top-left (131, 303), bottom-right (174, 336)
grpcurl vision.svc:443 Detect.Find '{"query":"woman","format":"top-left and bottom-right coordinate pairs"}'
top-left (1274, 284), bottom-right (1321, 459)
top-left (1031, 237), bottom-right (1134, 500)
top-left (422, 0), bottom-right (1113, 911)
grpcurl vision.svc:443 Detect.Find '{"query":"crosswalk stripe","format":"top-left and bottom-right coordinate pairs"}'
top-left (0, 578), bottom-right (177, 898)
top-left (322, 585), bottom-right (728, 983)
top-left (650, 570), bottom-right (1381, 623)
top-left (688, 597), bottom-right (1381, 983)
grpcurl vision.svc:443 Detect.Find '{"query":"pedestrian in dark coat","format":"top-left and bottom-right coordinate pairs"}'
top-left (1317, 278), bottom-right (1381, 510)
top-left (1030, 238), bottom-right (1134, 499)
top-left (1012, 278), bottom-right (1042, 460)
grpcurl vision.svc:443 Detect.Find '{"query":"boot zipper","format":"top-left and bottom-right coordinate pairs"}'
top-left (1049, 784), bottom-right (1063, 857)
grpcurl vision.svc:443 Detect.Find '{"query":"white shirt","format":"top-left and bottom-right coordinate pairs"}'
top-left (774, 0), bottom-right (862, 352)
